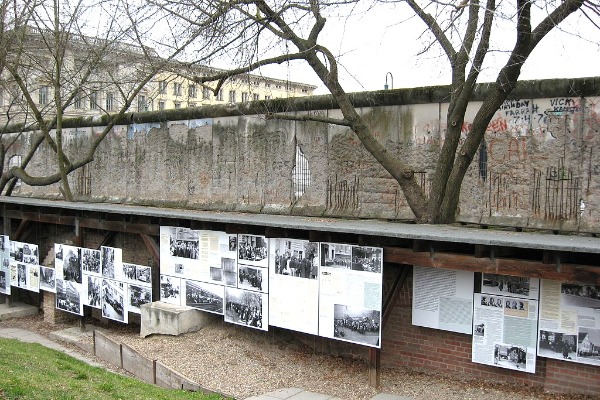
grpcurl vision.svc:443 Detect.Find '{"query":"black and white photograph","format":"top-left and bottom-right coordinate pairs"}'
top-left (225, 287), bottom-right (266, 330)
top-left (85, 275), bottom-right (102, 308)
top-left (272, 239), bottom-right (319, 279)
top-left (320, 243), bottom-right (352, 268)
top-left (222, 257), bottom-right (237, 287)
top-left (169, 227), bottom-right (200, 260)
top-left (160, 275), bottom-right (181, 305)
top-left (101, 246), bottom-right (116, 279)
top-left (82, 248), bottom-right (101, 275)
top-left (482, 274), bottom-right (532, 297)
top-left (10, 241), bottom-right (39, 265)
top-left (40, 266), bottom-right (56, 292)
top-left (185, 280), bottom-right (224, 314)
top-left (333, 304), bottom-right (381, 347)
top-left (237, 234), bottom-right (268, 268)
top-left (238, 265), bottom-right (267, 292)
top-left (228, 235), bottom-right (237, 252)
top-left (10, 264), bottom-right (17, 286)
top-left (209, 267), bottom-right (222, 282)
top-left (474, 323), bottom-right (485, 337)
top-left (102, 278), bottom-right (127, 323)
top-left (123, 263), bottom-right (152, 285)
top-left (63, 246), bottom-right (82, 284)
top-left (56, 279), bottom-right (82, 315)
top-left (480, 296), bottom-right (504, 308)
top-left (561, 284), bottom-right (600, 308)
top-left (351, 246), bottom-right (383, 273)
top-left (0, 270), bottom-right (7, 291)
top-left (577, 328), bottom-right (600, 364)
top-left (493, 344), bottom-right (527, 370)
top-left (128, 284), bottom-right (152, 314)
top-left (17, 263), bottom-right (27, 288)
top-left (538, 330), bottom-right (577, 359)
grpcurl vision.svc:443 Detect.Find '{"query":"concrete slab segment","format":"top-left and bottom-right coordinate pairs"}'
top-left (259, 388), bottom-right (305, 399)
top-left (371, 393), bottom-right (414, 400)
top-left (0, 302), bottom-right (39, 321)
top-left (140, 301), bottom-right (218, 338)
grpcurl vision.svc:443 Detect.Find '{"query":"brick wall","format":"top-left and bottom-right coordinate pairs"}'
top-left (380, 276), bottom-right (600, 396)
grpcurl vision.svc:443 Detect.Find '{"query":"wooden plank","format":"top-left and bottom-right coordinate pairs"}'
top-left (384, 247), bottom-right (600, 284)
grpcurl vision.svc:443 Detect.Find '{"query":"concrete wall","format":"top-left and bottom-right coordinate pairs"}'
top-left (5, 77), bottom-right (600, 231)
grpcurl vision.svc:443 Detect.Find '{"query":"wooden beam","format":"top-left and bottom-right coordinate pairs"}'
top-left (384, 247), bottom-right (600, 284)
top-left (140, 234), bottom-right (159, 265)
top-left (368, 348), bottom-right (380, 389)
top-left (13, 219), bottom-right (30, 241)
top-left (382, 265), bottom-right (411, 326)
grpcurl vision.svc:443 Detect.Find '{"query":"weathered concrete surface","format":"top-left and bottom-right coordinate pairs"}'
top-left (122, 343), bottom-right (155, 384)
top-left (140, 301), bottom-right (218, 338)
top-left (4, 77), bottom-right (600, 231)
top-left (94, 330), bottom-right (122, 368)
top-left (0, 301), bottom-right (38, 321)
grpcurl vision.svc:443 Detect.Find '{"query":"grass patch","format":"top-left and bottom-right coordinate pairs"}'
top-left (0, 338), bottom-right (225, 400)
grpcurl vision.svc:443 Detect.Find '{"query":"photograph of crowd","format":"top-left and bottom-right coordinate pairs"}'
top-left (238, 265), bottom-right (265, 292)
top-left (10, 241), bottom-right (39, 265)
top-left (272, 239), bottom-right (319, 279)
top-left (101, 246), bottom-right (117, 279)
top-left (578, 328), bottom-right (600, 364)
top-left (169, 227), bottom-right (200, 260)
top-left (129, 284), bottom-right (152, 314)
top-left (40, 266), bottom-right (56, 292)
top-left (238, 235), bottom-right (268, 267)
top-left (539, 330), bottom-right (577, 359)
top-left (82, 249), bottom-right (101, 275)
top-left (222, 257), bottom-right (237, 286)
top-left (351, 246), bottom-right (383, 273)
top-left (333, 304), bottom-right (381, 347)
top-left (102, 279), bottom-right (126, 323)
top-left (493, 344), bottom-right (527, 370)
top-left (123, 263), bottom-right (151, 285)
top-left (482, 274), bottom-right (531, 297)
top-left (225, 287), bottom-right (265, 330)
top-left (185, 280), bottom-right (224, 314)
top-left (56, 279), bottom-right (81, 315)
top-left (86, 276), bottom-right (102, 308)
top-left (63, 246), bottom-right (82, 284)
top-left (160, 275), bottom-right (181, 305)
top-left (320, 243), bottom-right (352, 269)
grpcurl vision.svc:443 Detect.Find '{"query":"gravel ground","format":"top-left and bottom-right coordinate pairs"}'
top-left (1, 315), bottom-right (598, 400)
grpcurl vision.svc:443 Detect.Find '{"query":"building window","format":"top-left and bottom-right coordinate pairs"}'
top-left (74, 92), bottom-right (83, 109)
top-left (173, 82), bottom-right (182, 96)
top-left (241, 92), bottom-right (248, 102)
top-left (158, 101), bottom-right (165, 110)
top-left (276, 84), bottom-right (282, 89)
top-left (38, 86), bottom-right (50, 105)
top-left (174, 101), bottom-right (181, 109)
top-left (105, 92), bottom-right (115, 111)
top-left (137, 95), bottom-right (148, 112)
top-left (188, 84), bottom-right (197, 98)
top-left (217, 90), bottom-right (223, 101)
top-left (189, 102), bottom-right (196, 108)
top-left (253, 93), bottom-right (259, 101)
top-left (265, 95), bottom-right (271, 100)
top-left (202, 87), bottom-right (210, 100)
top-left (301, 88), bottom-right (308, 93)
top-left (159, 80), bottom-right (167, 95)
top-left (228, 90), bottom-right (236, 103)
top-left (89, 92), bottom-right (98, 110)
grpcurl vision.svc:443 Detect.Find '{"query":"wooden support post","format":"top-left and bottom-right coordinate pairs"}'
top-left (369, 348), bottom-right (381, 388)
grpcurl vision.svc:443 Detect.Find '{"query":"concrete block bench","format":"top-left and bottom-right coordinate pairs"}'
top-left (140, 301), bottom-right (217, 338)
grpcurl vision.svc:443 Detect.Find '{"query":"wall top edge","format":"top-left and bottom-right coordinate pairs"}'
top-left (2, 195), bottom-right (600, 255)
top-left (3, 76), bottom-right (599, 134)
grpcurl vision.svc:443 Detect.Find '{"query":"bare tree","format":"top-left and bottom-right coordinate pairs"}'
top-left (0, 0), bottom-right (202, 199)
top-left (147, 0), bottom-right (599, 223)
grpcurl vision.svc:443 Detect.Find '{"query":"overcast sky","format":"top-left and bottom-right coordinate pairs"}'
top-left (257, 3), bottom-right (600, 95)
